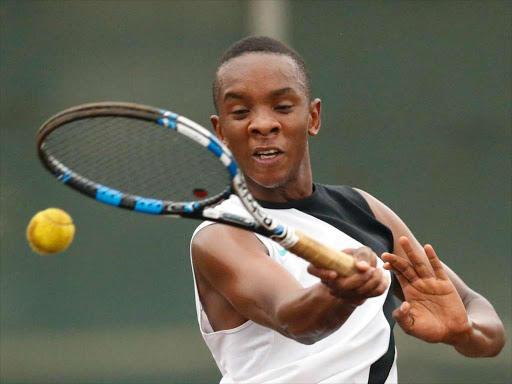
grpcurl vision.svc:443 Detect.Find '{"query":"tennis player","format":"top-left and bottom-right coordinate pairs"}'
top-left (190, 36), bottom-right (505, 383)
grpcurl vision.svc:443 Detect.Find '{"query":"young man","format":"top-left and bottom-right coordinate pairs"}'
top-left (190, 37), bottom-right (505, 383)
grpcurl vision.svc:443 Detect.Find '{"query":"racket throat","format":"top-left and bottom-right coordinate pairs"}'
top-left (232, 174), bottom-right (299, 249)
top-left (271, 226), bottom-right (299, 249)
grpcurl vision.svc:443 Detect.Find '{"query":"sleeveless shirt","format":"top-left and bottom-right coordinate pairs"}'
top-left (190, 184), bottom-right (397, 383)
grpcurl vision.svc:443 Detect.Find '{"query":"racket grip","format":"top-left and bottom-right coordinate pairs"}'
top-left (288, 230), bottom-right (357, 276)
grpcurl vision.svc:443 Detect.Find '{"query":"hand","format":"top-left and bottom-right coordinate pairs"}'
top-left (382, 237), bottom-right (471, 345)
top-left (308, 247), bottom-right (388, 305)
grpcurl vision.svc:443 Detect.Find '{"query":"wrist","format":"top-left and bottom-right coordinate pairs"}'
top-left (316, 283), bottom-right (362, 318)
top-left (448, 317), bottom-right (505, 358)
top-left (318, 280), bottom-right (368, 307)
top-left (447, 319), bottom-right (477, 357)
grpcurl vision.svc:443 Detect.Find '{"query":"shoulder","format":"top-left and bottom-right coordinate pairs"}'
top-left (322, 185), bottom-right (404, 247)
top-left (350, 188), bottom-right (418, 256)
top-left (190, 193), bottom-right (274, 280)
top-left (318, 184), bottom-right (375, 217)
top-left (192, 223), bottom-right (269, 268)
top-left (350, 188), bottom-right (399, 228)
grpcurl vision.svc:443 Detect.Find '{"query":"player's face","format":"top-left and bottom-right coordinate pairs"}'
top-left (211, 53), bottom-right (321, 192)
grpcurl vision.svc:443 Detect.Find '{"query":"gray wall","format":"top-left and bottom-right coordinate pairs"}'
top-left (1, 1), bottom-right (510, 383)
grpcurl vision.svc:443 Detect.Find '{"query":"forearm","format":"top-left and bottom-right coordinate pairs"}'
top-left (274, 283), bottom-right (360, 345)
top-left (442, 264), bottom-right (506, 357)
top-left (451, 295), bottom-right (506, 357)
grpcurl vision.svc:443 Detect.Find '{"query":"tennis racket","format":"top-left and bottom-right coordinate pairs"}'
top-left (37, 102), bottom-right (357, 276)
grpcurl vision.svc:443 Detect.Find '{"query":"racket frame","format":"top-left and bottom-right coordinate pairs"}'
top-left (37, 102), bottom-right (357, 276)
top-left (37, 102), bottom-right (295, 244)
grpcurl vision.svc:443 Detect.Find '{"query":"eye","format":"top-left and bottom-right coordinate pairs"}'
top-left (275, 105), bottom-right (293, 112)
top-left (232, 109), bottom-right (250, 116)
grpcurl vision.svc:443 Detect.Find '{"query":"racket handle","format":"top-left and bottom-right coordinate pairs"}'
top-left (288, 230), bottom-right (358, 276)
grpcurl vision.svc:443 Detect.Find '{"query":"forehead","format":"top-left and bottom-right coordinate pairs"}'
top-left (217, 52), bottom-right (305, 97)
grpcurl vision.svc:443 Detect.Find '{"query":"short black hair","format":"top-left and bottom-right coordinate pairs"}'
top-left (212, 36), bottom-right (312, 112)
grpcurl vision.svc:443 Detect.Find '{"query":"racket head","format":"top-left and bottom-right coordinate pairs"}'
top-left (37, 103), bottom-right (357, 276)
top-left (37, 102), bottom-right (239, 216)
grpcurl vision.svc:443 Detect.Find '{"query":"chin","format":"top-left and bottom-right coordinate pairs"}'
top-left (246, 172), bottom-right (289, 190)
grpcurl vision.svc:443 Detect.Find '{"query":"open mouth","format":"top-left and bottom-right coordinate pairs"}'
top-left (255, 149), bottom-right (280, 159)
top-left (253, 148), bottom-right (283, 160)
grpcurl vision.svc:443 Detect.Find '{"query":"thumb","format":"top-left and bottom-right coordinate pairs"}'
top-left (353, 247), bottom-right (377, 268)
top-left (392, 301), bottom-right (414, 334)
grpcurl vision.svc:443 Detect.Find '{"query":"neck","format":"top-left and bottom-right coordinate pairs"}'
top-left (245, 163), bottom-right (314, 203)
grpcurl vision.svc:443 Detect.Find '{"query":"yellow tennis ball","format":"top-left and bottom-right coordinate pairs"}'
top-left (26, 208), bottom-right (75, 255)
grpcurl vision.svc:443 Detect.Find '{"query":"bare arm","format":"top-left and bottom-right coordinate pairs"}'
top-left (192, 223), bottom-right (387, 345)
top-left (356, 188), bottom-right (506, 357)
top-left (439, 262), bottom-right (506, 357)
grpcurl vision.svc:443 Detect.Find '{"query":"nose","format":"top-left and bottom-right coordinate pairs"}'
top-left (248, 109), bottom-right (281, 136)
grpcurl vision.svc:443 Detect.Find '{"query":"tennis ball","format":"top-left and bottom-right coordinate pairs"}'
top-left (26, 208), bottom-right (75, 255)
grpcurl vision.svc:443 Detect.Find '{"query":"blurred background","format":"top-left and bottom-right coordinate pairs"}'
top-left (1, 0), bottom-right (510, 383)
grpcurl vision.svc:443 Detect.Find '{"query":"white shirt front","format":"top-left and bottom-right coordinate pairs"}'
top-left (190, 195), bottom-right (397, 384)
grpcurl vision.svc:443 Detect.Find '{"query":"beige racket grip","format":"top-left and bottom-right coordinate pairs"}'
top-left (288, 230), bottom-right (358, 277)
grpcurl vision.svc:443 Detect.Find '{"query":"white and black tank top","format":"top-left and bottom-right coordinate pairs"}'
top-left (190, 184), bottom-right (397, 384)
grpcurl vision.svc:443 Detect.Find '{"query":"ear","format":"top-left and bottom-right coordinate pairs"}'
top-left (307, 98), bottom-right (321, 137)
top-left (210, 114), bottom-right (228, 146)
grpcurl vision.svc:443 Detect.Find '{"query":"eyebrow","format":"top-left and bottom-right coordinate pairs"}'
top-left (223, 92), bottom-right (245, 102)
top-left (223, 87), bottom-right (297, 103)
top-left (269, 87), bottom-right (295, 98)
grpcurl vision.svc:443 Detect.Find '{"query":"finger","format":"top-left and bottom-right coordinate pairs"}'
top-left (399, 236), bottom-right (433, 278)
top-left (341, 248), bottom-right (356, 256)
top-left (354, 259), bottom-right (371, 272)
top-left (308, 264), bottom-right (337, 280)
top-left (353, 268), bottom-right (387, 297)
top-left (371, 272), bottom-right (391, 297)
top-left (342, 249), bottom-right (372, 272)
top-left (332, 267), bottom-right (374, 291)
top-left (351, 270), bottom-right (382, 296)
top-left (381, 251), bottom-right (408, 269)
top-left (382, 254), bottom-right (410, 288)
top-left (382, 252), bottom-right (419, 283)
top-left (392, 301), bottom-right (414, 335)
top-left (424, 244), bottom-right (448, 280)
top-left (383, 262), bottom-right (399, 275)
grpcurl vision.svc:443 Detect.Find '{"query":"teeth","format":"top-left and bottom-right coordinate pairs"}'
top-left (254, 149), bottom-right (280, 160)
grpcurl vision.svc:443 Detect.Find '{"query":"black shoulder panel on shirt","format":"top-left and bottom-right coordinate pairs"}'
top-left (257, 183), bottom-right (394, 255)
top-left (305, 184), bottom-right (394, 257)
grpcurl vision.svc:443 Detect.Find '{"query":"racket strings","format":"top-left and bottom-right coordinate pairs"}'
top-left (41, 116), bottom-right (231, 202)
